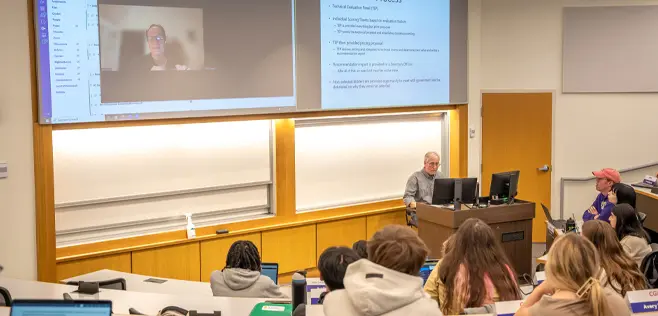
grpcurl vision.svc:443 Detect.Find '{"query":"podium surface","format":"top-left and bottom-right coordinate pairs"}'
top-left (416, 200), bottom-right (535, 276)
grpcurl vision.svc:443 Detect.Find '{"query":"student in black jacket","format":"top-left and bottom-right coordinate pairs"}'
top-left (292, 247), bottom-right (360, 316)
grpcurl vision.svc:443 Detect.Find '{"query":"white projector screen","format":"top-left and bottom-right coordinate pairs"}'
top-left (563, 6), bottom-right (658, 93)
top-left (33, 0), bottom-right (467, 124)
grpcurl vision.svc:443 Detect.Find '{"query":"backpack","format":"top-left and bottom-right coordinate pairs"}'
top-left (640, 250), bottom-right (658, 288)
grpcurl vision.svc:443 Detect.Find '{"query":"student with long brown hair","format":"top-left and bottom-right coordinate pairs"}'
top-left (582, 220), bottom-right (647, 296)
top-left (436, 218), bottom-right (520, 315)
top-left (515, 234), bottom-right (630, 316)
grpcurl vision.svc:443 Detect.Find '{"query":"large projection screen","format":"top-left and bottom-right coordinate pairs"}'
top-left (34, 0), bottom-right (467, 124)
top-left (563, 6), bottom-right (658, 93)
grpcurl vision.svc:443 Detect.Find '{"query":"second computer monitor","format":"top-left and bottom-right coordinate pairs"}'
top-left (490, 170), bottom-right (520, 200)
top-left (432, 177), bottom-right (478, 205)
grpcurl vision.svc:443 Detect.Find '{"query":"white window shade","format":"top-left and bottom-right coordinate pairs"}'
top-left (53, 120), bottom-right (273, 247)
top-left (295, 113), bottom-right (448, 212)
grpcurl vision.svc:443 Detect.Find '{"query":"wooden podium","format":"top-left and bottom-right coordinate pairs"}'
top-left (416, 200), bottom-right (536, 276)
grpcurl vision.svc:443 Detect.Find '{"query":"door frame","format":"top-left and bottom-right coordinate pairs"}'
top-left (479, 89), bottom-right (557, 219)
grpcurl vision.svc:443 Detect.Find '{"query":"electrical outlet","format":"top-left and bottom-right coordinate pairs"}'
top-left (469, 128), bottom-right (476, 139)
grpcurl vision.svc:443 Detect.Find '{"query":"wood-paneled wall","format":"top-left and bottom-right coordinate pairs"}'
top-left (42, 104), bottom-right (466, 282)
top-left (55, 211), bottom-right (406, 281)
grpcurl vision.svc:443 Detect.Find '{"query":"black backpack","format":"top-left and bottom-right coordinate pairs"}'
top-left (640, 250), bottom-right (658, 288)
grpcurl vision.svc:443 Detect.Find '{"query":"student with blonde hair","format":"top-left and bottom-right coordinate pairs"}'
top-left (423, 234), bottom-right (455, 301)
top-left (582, 220), bottom-right (647, 296)
top-left (514, 233), bottom-right (630, 316)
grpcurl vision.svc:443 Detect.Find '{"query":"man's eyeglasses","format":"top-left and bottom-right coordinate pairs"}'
top-left (147, 36), bottom-right (165, 43)
top-left (426, 162), bottom-right (440, 167)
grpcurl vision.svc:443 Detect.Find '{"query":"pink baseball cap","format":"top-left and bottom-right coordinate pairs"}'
top-left (592, 168), bottom-right (621, 183)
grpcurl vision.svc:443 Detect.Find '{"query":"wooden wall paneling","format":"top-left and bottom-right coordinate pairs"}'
top-left (261, 225), bottom-right (316, 274)
top-left (279, 267), bottom-right (320, 284)
top-left (199, 233), bottom-right (261, 282)
top-left (316, 217), bottom-right (366, 262)
top-left (34, 123), bottom-right (57, 282)
top-left (132, 242), bottom-right (201, 281)
top-left (449, 104), bottom-right (468, 178)
top-left (56, 253), bottom-right (132, 281)
top-left (274, 119), bottom-right (296, 218)
top-left (366, 211), bottom-right (407, 238)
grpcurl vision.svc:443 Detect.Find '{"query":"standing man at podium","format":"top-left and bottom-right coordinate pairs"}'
top-left (403, 152), bottom-right (443, 227)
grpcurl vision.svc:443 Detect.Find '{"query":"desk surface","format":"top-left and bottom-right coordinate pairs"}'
top-left (0, 277), bottom-right (285, 316)
top-left (637, 187), bottom-right (658, 200)
top-left (63, 269), bottom-right (292, 298)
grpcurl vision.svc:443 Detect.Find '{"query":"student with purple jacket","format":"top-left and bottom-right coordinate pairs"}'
top-left (582, 168), bottom-right (621, 223)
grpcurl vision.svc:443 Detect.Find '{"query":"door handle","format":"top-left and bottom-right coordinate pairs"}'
top-left (538, 165), bottom-right (551, 172)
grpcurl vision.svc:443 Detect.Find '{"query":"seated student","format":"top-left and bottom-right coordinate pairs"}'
top-left (292, 247), bottom-right (360, 316)
top-left (608, 183), bottom-right (637, 208)
top-left (583, 168), bottom-right (621, 223)
top-left (323, 225), bottom-right (443, 316)
top-left (581, 220), bottom-right (647, 296)
top-left (352, 240), bottom-right (368, 259)
top-left (436, 218), bottom-right (520, 315)
top-left (424, 234), bottom-right (455, 302)
top-left (515, 233), bottom-right (631, 316)
top-left (610, 203), bottom-right (652, 266)
top-left (210, 240), bottom-right (287, 298)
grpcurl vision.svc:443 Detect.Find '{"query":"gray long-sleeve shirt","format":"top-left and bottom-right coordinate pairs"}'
top-left (403, 169), bottom-right (443, 206)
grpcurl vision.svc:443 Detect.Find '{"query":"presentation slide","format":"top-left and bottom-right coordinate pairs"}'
top-left (34, 0), bottom-right (466, 124)
top-left (320, 0), bottom-right (451, 109)
top-left (34, 0), bottom-right (295, 123)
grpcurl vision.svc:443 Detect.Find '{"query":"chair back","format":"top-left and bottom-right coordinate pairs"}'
top-left (0, 286), bottom-right (11, 307)
top-left (66, 278), bottom-right (127, 291)
top-left (641, 250), bottom-right (658, 288)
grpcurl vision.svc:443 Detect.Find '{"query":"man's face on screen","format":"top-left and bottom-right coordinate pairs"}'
top-left (147, 27), bottom-right (166, 58)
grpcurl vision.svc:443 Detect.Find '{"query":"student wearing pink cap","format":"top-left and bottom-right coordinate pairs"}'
top-left (582, 168), bottom-right (621, 223)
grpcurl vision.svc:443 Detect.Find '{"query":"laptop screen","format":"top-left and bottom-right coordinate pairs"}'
top-left (261, 263), bottom-right (279, 285)
top-left (11, 300), bottom-right (112, 316)
top-left (419, 260), bottom-right (439, 285)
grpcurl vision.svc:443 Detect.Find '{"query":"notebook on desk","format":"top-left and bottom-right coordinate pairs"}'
top-left (11, 300), bottom-right (112, 316)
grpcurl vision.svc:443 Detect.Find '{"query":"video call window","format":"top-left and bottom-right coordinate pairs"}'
top-left (98, 0), bottom-right (295, 104)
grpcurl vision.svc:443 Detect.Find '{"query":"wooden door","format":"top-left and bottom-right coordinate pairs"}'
top-left (482, 93), bottom-right (552, 243)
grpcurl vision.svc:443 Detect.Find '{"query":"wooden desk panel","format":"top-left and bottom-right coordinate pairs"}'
top-left (132, 243), bottom-right (201, 281)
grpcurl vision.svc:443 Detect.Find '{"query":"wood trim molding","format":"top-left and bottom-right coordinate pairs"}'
top-left (56, 199), bottom-right (405, 262)
top-left (52, 105), bottom-right (460, 131)
top-left (274, 119), bottom-right (296, 217)
top-left (449, 104), bottom-right (469, 178)
top-left (34, 123), bottom-right (57, 282)
top-left (637, 189), bottom-right (658, 200)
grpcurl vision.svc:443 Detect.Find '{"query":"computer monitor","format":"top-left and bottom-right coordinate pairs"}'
top-left (432, 178), bottom-right (479, 205)
top-left (419, 259), bottom-right (439, 285)
top-left (11, 300), bottom-right (112, 316)
top-left (261, 262), bottom-right (279, 285)
top-left (490, 170), bottom-right (520, 201)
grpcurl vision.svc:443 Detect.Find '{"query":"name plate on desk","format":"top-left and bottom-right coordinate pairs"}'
top-left (495, 300), bottom-right (524, 316)
top-left (626, 289), bottom-right (658, 313)
top-left (534, 271), bottom-right (545, 285)
top-left (644, 176), bottom-right (657, 187)
top-left (306, 278), bottom-right (327, 305)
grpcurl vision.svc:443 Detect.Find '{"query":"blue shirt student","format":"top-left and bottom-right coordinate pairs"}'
top-left (582, 193), bottom-right (614, 223)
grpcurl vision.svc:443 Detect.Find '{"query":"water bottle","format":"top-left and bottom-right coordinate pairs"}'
top-left (292, 271), bottom-right (307, 312)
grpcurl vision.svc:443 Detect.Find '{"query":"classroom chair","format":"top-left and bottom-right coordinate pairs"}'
top-left (0, 286), bottom-right (12, 306)
top-left (66, 278), bottom-right (127, 291)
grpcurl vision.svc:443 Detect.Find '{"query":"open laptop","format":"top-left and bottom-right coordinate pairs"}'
top-left (419, 259), bottom-right (439, 285)
top-left (542, 204), bottom-right (566, 229)
top-left (11, 300), bottom-right (112, 316)
top-left (261, 262), bottom-right (279, 285)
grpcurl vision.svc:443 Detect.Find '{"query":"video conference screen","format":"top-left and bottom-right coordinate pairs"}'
top-left (34, 0), bottom-right (467, 124)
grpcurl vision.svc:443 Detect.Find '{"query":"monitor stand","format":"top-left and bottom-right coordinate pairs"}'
top-left (453, 179), bottom-right (463, 211)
